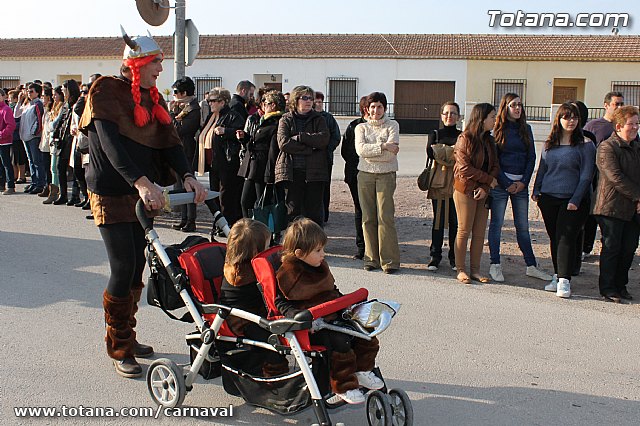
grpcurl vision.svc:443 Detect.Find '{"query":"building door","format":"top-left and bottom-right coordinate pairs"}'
top-left (552, 86), bottom-right (577, 104)
top-left (394, 81), bottom-right (456, 134)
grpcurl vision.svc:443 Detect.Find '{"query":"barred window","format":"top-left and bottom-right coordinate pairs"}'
top-left (193, 76), bottom-right (222, 100)
top-left (612, 81), bottom-right (640, 107)
top-left (492, 79), bottom-right (526, 107)
top-left (327, 78), bottom-right (358, 116)
top-left (0, 76), bottom-right (20, 90)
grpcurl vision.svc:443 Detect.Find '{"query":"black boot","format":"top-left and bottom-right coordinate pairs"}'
top-left (181, 220), bottom-right (196, 232)
top-left (53, 194), bottom-right (69, 205)
top-left (172, 219), bottom-right (187, 230)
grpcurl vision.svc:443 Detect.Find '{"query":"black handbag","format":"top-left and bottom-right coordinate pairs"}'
top-left (251, 185), bottom-right (287, 233)
top-left (417, 130), bottom-right (437, 191)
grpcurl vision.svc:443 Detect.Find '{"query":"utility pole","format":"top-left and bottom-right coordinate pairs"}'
top-left (174, 0), bottom-right (186, 81)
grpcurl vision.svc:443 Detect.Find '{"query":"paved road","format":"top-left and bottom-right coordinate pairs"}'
top-left (1, 182), bottom-right (639, 425)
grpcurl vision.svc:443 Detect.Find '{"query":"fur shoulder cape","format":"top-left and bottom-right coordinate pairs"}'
top-left (79, 75), bottom-right (180, 150)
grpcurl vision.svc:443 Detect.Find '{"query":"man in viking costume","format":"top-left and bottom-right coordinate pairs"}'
top-left (80, 29), bottom-right (206, 378)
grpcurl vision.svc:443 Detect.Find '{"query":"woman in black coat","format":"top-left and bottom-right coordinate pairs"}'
top-left (237, 90), bottom-right (286, 218)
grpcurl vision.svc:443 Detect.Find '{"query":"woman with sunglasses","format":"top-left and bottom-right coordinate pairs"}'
top-left (196, 87), bottom-right (245, 228)
top-left (532, 102), bottom-right (595, 298)
top-left (488, 93), bottom-right (551, 283)
top-left (275, 85), bottom-right (329, 227)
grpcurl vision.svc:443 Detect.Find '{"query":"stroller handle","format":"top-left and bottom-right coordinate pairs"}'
top-left (135, 190), bottom-right (224, 232)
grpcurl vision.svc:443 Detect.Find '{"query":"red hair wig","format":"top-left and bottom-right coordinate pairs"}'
top-left (124, 54), bottom-right (171, 127)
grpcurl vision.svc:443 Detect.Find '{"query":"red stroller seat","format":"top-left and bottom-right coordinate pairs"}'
top-left (251, 246), bottom-right (369, 351)
top-left (177, 241), bottom-right (235, 337)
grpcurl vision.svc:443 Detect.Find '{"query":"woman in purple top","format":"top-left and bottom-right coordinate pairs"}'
top-left (532, 103), bottom-right (595, 299)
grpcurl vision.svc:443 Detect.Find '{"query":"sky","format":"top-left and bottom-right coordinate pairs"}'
top-left (1, 0), bottom-right (638, 38)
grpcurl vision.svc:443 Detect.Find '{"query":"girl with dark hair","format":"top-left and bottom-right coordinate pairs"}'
top-left (52, 79), bottom-right (81, 205)
top-left (425, 101), bottom-right (461, 271)
top-left (37, 87), bottom-right (54, 198)
top-left (532, 102), bottom-right (595, 298)
top-left (453, 103), bottom-right (499, 284)
top-left (488, 93), bottom-right (551, 282)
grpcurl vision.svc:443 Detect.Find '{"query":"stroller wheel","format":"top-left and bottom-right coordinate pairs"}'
top-left (146, 358), bottom-right (186, 408)
top-left (388, 389), bottom-right (414, 426)
top-left (366, 390), bottom-right (393, 426)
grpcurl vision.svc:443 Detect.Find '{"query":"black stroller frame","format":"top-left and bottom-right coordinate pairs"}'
top-left (136, 195), bottom-right (413, 426)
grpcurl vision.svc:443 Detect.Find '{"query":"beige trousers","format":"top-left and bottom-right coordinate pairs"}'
top-left (357, 171), bottom-right (400, 270)
top-left (453, 190), bottom-right (489, 275)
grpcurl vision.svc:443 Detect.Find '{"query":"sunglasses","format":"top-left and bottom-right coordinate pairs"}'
top-left (508, 103), bottom-right (523, 108)
top-left (208, 98), bottom-right (222, 103)
top-left (173, 89), bottom-right (179, 94)
top-left (81, 90), bottom-right (88, 95)
top-left (561, 115), bottom-right (578, 121)
top-left (299, 95), bottom-right (314, 101)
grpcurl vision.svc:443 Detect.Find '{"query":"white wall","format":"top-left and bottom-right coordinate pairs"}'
top-left (0, 59), bottom-right (122, 86)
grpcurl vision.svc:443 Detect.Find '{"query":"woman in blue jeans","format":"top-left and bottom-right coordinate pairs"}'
top-left (488, 93), bottom-right (551, 283)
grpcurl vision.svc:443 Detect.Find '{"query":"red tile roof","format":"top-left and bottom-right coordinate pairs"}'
top-left (2, 34), bottom-right (639, 61)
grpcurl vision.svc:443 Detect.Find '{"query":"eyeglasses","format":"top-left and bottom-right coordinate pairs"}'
top-left (561, 115), bottom-right (579, 121)
top-left (508, 103), bottom-right (523, 109)
top-left (442, 111), bottom-right (459, 116)
top-left (299, 95), bottom-right (314, 101)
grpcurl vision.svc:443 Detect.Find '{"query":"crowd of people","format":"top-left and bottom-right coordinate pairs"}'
top-left (1, 65), bottom-right (638, 306)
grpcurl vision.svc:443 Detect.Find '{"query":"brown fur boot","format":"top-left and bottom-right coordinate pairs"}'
top-left (353, 336), bottom-right (380, 372)
top-left (129, 282), bottom-right (154, 358)
top-left (103, 290), bottom-right (141, 378)
top-left (329, 350), bottom-right (359, 394)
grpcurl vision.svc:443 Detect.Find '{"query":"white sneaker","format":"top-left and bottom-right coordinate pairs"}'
top-left (489, 264), bottom-right (504, 282)
top-left (556, 278), bottom-right (571, 298)
top-left (355, 371), bottom-right (384, 390)
top-left (335, 389), bottom-right (365, 404)
top-left (526, 265), bottom-right (553, 281)
top-left (544, 274), bottom-right (558, 292)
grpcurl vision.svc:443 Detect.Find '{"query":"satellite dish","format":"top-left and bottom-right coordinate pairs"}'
top-left (136, 0), bottom-right (170, 26)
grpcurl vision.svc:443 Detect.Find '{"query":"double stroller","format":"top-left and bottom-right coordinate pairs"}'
top-left (138, 195), bottom-right (413, 426)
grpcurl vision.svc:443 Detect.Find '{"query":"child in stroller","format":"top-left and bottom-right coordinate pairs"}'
top-left (275, 218), bottom-right (383, 404)
top-left (219, 218), bottom-right (289, 377)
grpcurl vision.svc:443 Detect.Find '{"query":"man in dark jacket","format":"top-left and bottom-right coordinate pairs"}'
top-left (341, 96), bottom-right (368, 258)
top-left (229, 80), bottom-right (255, 122)
top-left (314, 92), bottom-right (341, 222)
top-left (170, 76), bottom-right (201, 231)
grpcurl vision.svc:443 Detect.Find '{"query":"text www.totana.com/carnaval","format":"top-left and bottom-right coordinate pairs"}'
top-left (14, 404), bottom-right (235, 419)
top-left (488, 10), bottom-right (630, 29)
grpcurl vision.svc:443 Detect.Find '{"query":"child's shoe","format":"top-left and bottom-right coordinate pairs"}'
top-left (355, 370), bottom-right (384, 390)
top-left (336, 389), bottom-right (365, 404)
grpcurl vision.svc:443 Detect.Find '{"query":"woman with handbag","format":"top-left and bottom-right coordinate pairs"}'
top-left (237, 90), bottom-right (285, 219)
top-left (487, 93), bottom-right (551, 283)
top-left (453, 103), bottom-right (499, 284)
top-left (592, 106), bottom-right (640, 302)
top-left (52, 80), bottom-right (80, 205)
top-left (532, 103), bottom-right (595, 298)
top-left (424, 101), bottom-right (461, 271)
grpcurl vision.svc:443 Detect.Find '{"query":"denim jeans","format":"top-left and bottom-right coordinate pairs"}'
top-left (0, 144), bottom-right (14, 188)
top-left (488, 186), bottom-right (537, 266)
top-left (23, 137), bottom-right (46, 187)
